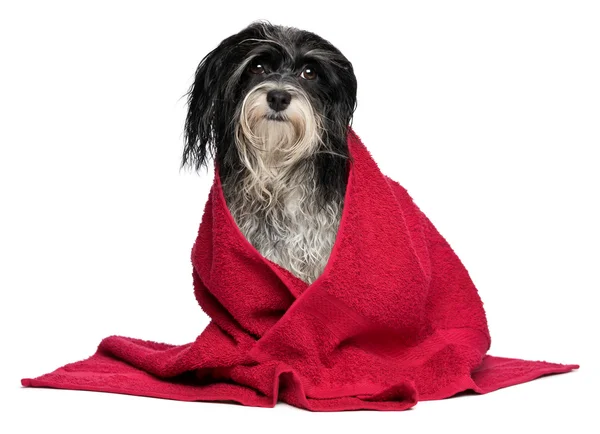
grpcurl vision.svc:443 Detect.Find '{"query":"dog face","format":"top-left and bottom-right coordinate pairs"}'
top-left (182, 21), bottom-right (357, 198)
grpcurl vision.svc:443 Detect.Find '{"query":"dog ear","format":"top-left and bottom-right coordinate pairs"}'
top-left (182, 23), bottom-right (266, 172)
top-left (182, 44), bottom-right (225, 172)
top-left (317, 61), bottom-right (358, 202)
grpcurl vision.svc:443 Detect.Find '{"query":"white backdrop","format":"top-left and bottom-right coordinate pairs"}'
top-left (1, 1), bottom-right (598, 432)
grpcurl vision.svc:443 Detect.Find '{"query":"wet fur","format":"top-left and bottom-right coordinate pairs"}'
top-left (182, 21), bottom-right (357, 283)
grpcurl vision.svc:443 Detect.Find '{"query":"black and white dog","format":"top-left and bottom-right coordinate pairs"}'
top-left (182, 22), bottom-right (357, 283)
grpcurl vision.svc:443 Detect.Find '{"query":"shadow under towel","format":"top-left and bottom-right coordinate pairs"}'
top-left (22, 129), bottom-right (578, 411)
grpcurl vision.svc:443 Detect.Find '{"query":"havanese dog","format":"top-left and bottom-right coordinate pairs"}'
top-left (181, 21), bottom-right (357, 284)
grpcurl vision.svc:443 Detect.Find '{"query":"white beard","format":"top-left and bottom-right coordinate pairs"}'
top-left (222, 82), bottom-right (343, 284)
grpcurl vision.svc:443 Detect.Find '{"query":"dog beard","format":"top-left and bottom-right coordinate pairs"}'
top-left (225, 81), bottom-right (342, 283)
top-left (234, 82), bottom-right (322, 203)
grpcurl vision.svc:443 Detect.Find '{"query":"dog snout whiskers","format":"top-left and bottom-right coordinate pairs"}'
top-left (266, 90), bottom-right (292, 112)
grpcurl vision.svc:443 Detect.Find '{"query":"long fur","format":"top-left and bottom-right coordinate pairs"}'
top-left (182, 21), bottom-right (357, 283)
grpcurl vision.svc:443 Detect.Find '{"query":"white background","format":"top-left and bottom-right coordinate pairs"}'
top-left (1, 1), bottom-right (598, 432)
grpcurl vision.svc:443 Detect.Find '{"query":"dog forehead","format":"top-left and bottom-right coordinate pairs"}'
top-left (262, 24), bottom-right (324, 47)
top-left (250, 26), bottom-right (331, 60)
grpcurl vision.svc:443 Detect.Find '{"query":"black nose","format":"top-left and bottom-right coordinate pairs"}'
top-left (266, 90), bottom-right (291, 112)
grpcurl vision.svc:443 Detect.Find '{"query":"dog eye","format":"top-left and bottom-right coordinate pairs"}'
top-left (249, 61), bottom-right (267, 75)
top-left (300, 66), bottom-right (317, 80)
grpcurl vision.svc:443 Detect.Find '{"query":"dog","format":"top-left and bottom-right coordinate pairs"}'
top-left (181, 21), bottom-right (357, 284)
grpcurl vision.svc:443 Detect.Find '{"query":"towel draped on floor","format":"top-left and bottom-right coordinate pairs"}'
top-left (22, 129), bottom-right (577, 411)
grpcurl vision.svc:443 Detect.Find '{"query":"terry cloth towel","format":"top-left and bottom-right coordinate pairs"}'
top-left (22, 129), bottom-right (578, 411)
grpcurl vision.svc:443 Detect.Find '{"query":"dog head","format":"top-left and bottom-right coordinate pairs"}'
top-left (182, 21), bottom-right (357, 197)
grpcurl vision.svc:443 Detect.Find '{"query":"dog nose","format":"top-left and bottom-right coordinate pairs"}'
top-left (266, 90), bottom-right (291, 112)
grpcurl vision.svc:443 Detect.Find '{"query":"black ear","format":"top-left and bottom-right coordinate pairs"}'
top-left (316, 58), bottom-right (358, 203)
top-left (181, 44), bottom-right (226, 172)
top-left (181, 22), bottom-right (269, 172)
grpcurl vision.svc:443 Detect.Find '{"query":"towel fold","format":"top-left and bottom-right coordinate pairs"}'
top-left (22, 129), bottom-right (577, 411)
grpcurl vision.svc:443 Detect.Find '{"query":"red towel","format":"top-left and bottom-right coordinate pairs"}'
top-left (22, 129), bottom-right (577, 411)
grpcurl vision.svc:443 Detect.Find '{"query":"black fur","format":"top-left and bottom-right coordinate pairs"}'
top-left (182, 21), bottom-right (357, 203)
